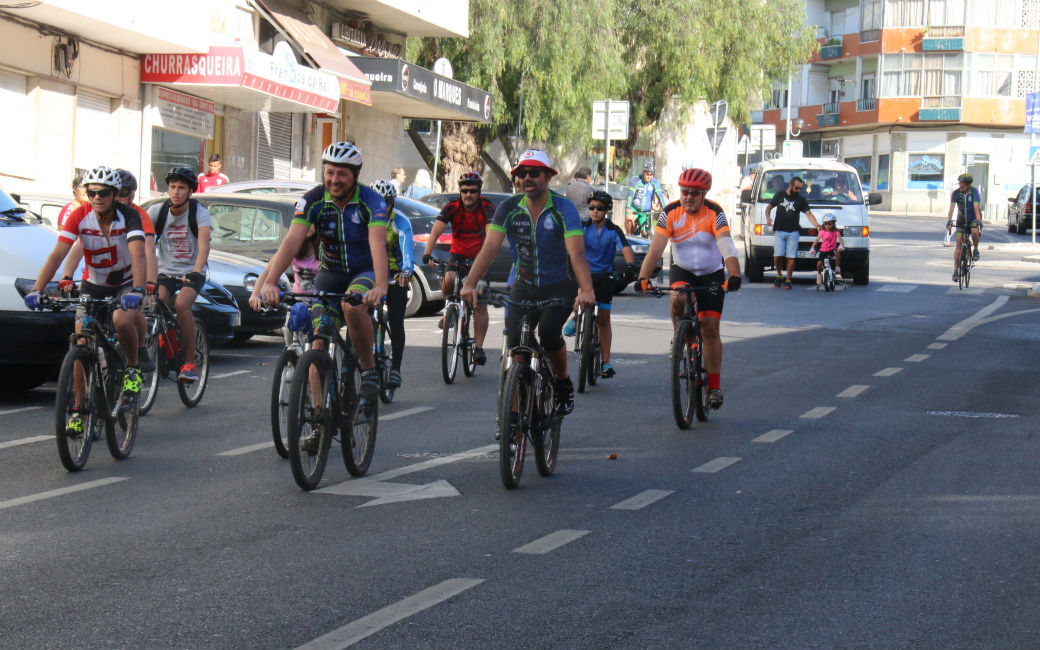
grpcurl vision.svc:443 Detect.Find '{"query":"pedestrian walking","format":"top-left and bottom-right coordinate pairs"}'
top-left (765, 176), bottom-right (821, 290)
top-left (565, 166), bottom-right (594, 220)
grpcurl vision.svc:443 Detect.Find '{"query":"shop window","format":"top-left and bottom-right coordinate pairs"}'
top-left (845, 155), bottom-right (872, 190)
top-left (405, 119), bottom-right (432, 135)
top-left (907, 153), bottom-right (944, 189)
top-left (877, 154), bottom-right (890, 190)
top-left (151, 129), bottom-right (202, 193)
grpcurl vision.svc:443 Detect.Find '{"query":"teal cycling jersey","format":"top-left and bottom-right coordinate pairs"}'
top-left (292, 184), bottom-right (388, 275)
top-left (386, 209), bottom-right (414, 273)
top-left (490, 191), bottom-right (583, 287)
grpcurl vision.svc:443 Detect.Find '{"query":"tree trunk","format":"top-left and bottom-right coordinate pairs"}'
top-left (436, 121), bottom-right (485, 193)
top-left (406, 126), bottom-right (435, 171)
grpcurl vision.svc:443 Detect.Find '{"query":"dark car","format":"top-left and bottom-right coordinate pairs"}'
top-left (1007, 185), bottom-right (1040, 234)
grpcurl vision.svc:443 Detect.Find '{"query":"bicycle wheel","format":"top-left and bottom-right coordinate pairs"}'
top-left (341, 362), bottom-right (378, 477)
top-left (377, 321), bottom-right (395, 404)
top-left (670, 322), bottom-right (695, 430)
top-left (588, 315), bottom-right (600, 387)
top-left (498, 363), bottom-right (531, 489)
top-left (693, 335), bottom-right (710, 423)
top-left (577, 309), bottom-right (594, 393)
top-left (138, 319), bottom-right (161, 415)
top-left (462, 306), bottom-right (476, 377)
top-left (532, 369), bottom-right (561, 477)
top-left (441, 303), bottom-right (460, 384)
top-left (270, 346), bottom-right (299, 459)
top-left (54, 346), bottom-right (98, 472)
top-left (177, 317), bottom-right (209, 407)
top-left (287, 350), bottom-right (334, 490)
top-left (824, 267), bottom-right (834, 292)
top-left (105, 354), bottom-right (138, 460)
top-left (964, 256), bottom-right (972, 288)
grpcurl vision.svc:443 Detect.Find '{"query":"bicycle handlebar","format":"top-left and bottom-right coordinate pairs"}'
top-left (646, 282), bottom-right (727, 298)
top-left (279, 290), bottom-right (367, 307)
top-left (39, 295), bottom-right (121, 312)
top-left (484, 289), bottom-right (573, 310)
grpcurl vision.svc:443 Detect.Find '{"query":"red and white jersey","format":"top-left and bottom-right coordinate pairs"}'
top-left (59, 203), bottom-right (144, 287)
top-left (197, 172), bottom-right (229, 193)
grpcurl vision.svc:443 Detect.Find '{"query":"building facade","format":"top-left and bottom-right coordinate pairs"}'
top-left (751, 0), bottom-right (1040, 215)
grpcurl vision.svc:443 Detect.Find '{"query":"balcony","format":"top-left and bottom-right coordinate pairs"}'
top-left (820, 43), bottom-right (843, 59)
top-left (817, 102), bottom-right (840, 127)
top-left (320, 0), bottom-right (469, 38)
top-left (857, 97), bottom-right (877, 111)
top-left (919, 96), bottom-right (962, 121)
top-left (860, 28), bottom-right (880, 43)
top-left (922, 25), bottom-right (965, 51)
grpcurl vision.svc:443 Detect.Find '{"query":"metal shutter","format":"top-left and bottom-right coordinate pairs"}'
top-left (74, 90), bottom-right (116, 169)
top-left (0, 69), bottom-right (29, 174)
top-left (256, 111), bottom-right (293, 180)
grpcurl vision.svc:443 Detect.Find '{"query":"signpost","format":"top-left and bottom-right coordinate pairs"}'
top-left (432, 57), bottom-right (452, 190)
top-left (592, 100), bottom-right (630, 191)
top-left (1029, 92), bottom-right (1040, 245)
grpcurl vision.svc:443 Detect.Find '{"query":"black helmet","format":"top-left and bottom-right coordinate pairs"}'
top-left (957, 173), bottom-right (973, 185)
top-left (114, 169), bottom-right (137, 195)
top-left (588, 190), bottom-right (613, 210)
top-left (165, 166), bottom-right (198, 192)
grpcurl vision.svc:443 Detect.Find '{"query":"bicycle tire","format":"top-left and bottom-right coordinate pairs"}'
top-left (441, 304), bottom-right (460, 384)
top-left (498, 363), bottom-right (530, 489)
top-left (105, 353), bottom-right (138, 460)
top-left (341, 363), bottom-right (378, 476)
top-left (462, 306), bottom-right (477, 377)
top-left (54, 346), bottom-right (97, 472)
top-left (693, 335), bottom-right (709, 423)
top-left (532, 367), bottom-right (561, 477)
top-left (270, 346), bottom-right (299, 459)
top-left (588, 313), bottom-right (600, 386)
top-left (671, 322), bottom-right (695, 430)
top-left (377, 319), bottom-right (395, 404)
top-left (177, 317), bottom-right (209, 407)
top-left (287, 350), bottom-right (334, 490)
top-left (138, 319), bottom-right (161, 415)
top-left (577, 308), bottom-right (594, 393)
top-left (964, 255), bottom-right (972, 288)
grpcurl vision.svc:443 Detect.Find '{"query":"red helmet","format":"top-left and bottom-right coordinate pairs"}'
top-left (678, 168), bottom-right (712, 191)
top-left (458, 171), bottom-right (483, 187)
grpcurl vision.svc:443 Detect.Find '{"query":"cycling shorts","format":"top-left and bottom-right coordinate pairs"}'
top-left (955, 219), bottom-right (980, 236)
top-left (505, 280), bottom-right (576, 354)
top-left (157, 273), bottom-right (204, 297)
top-left (315, 269), bottom-right (377, 295)
top-left (669, 266), bottom-right (725, 321)
top-left (818, 250), bottom-right (837, 261)
top-left (75, 281), bottom-right (134, 324)
top-left (592, 273), bottom-right (615, 310)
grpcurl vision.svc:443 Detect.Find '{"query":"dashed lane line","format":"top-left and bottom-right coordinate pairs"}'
top-left (380, 406), bottom-right (435, 422)
top-left (752, 429), bottom-right (793, 444)
top-left (800, 406), bottom-right (836, 419)
top-left (293, 578), bottom-right (485, 650)
top-left (927, 342), bottom-right (948, 350)
top-left (0, 435), bottom-right (51, 450)
top-left (209, 370), bottom-right (251, 379)
top-left (874, 367), bottom-right (903, 377)
top-left (904, 354), bottom-right (930, 362)
top-left (0, 477), bottom-right (129, 511)
top-left (692, 457), bottom-right (741, 473)
top-left (0, 406), bottom-right (42, 417)
top-left (216, 442), bottom-right (272, 457)
top-left (610, 490), bottom-right (674, 510)
top-left (513, 529), bottom-right (591, 554)
top-left (837, 385), bottom-right (870, 398)
top-left (877, 284), bottom-right (917, 293)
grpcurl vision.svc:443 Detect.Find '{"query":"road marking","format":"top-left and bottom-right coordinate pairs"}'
top-left (927, 342), bottom-right (948, 350)
top-left (365, 444), bottom-right (497, 482)
top-left (753, 429), bottom-right (794, 443)
top-left (904, 353), bottom-right (929, 362)
top-left (209, 370), bottom-right (251, 379)
top-left (610, 489), bottom-right (674, 510)
top-left (0, 435), bottom-right (52, 450)
top-left (874, 367), bottom-right (902, 377)
top-left (938, 295), bottom-right (1008, 341)
top-left (0, 406), bottom-right (42, 417)
top-left (800, 406), bottom-right (836, 419)
top-left (513, 529), bottom-right (590, 554)
top-left (293, 578), bottom-right (484, 650)
top-left (0, 477), bottom-right (129, 511)
top-left (380, 406), bottom-right (435, 422)
top-left (877, 284), bottom-right (916, 292)
top-left (944, 287), bottom-right (984, 295)
top-left (927, 410), bottom-right (1019, 419)
top-left (692, 457), bottom-right (741, 473)
top-left (837, 385), bottom-right (869, 398)
top-left (216, 442), bottom-right (271, 456)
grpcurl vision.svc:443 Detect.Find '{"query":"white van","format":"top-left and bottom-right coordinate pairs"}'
top-left (739, 158), bottom-right (881, 285)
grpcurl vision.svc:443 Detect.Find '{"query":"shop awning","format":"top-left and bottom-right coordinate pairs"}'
top-left (350, 57), bottom-right (493, 123)
top-left (141, 45), bottom-right (341, 113)
top-left (250, 0), bottom-right (372, 107)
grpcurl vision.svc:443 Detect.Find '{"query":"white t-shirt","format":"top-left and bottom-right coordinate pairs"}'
top-left (157, 202), bottom-right (212, 275)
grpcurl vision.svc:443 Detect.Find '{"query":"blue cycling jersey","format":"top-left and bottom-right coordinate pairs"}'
top-left (490, 191), bottom-right (583, 287)
top-left (292, 184), bottom-right (388, 275)
top-left (582, 218), bottom-right (629, 275)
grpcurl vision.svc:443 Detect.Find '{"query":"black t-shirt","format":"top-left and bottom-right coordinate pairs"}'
top-left (769, 190), bottom-right (810, 232)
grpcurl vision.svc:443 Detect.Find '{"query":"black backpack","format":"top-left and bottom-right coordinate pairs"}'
top-left (154, 198), bottom-right (199, 239)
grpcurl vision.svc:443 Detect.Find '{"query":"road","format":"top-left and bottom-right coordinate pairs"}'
top-left (1, 215), bottom-right (1039, 649)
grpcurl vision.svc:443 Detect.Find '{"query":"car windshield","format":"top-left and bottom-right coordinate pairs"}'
top-left (393, 196), bottom-right (440, 218)
top-left (758, 170), bottom-right (863, 205)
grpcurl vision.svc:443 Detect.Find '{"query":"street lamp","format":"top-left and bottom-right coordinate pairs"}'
top-left (790, 117), bottom-right (805, 137)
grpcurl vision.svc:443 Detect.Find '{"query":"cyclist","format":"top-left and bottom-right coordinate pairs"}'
top-left (372, 178), bottom-right (414, 389)
top-left (251, 142), bottom-right (389, 400)
top-left (146, 167), bottom-right (212, 384)
top-left (625, 160), bottom-right (667, 235)
top-left (949, 172), bottom-right (982, 282)
top-left (24, 165), bottom-right (148, 425)
top-left (636, 168), bottom-right (742, 409)
top-left (461, 149), bottom-right (596, 415)
top-left (422, 170), bottom-right (494, 364)
top-left (809, 213), bottom-right (844, 285)
top-left (563, 190), bottom-right (636, 378)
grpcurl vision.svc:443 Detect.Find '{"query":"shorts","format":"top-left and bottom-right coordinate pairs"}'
top-left (954, 219), bottom-right (979, 236)
top-left (75, 281), bottom-right (134, 323)
top-left (818, 249), bottom-right (836, 261)
top-left (447, 253), bottom-right (476, 275)
top-left (314, 269), bottom-right (377, 295)
top-left (157, 273), bottom-right (204, 297)
top-left (592, 273), bottom-right (615, 310)
top-left (669, 266), bottom-right (725, 320)
top-left (505, 281), bottom-right (576, 354)
top-left (773, 230), bottom-right (800, 259)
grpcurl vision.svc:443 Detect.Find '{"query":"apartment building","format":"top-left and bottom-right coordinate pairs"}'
top-left (752, 0), bottom-right (1040, 215)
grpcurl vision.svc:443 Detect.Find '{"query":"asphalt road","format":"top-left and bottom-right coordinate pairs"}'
top-left (1, 215), bottom-right (1038, 649)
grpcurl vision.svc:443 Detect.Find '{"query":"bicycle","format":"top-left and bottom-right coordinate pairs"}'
top-left (139, 277), bottom-right (210, 415)
top-left (957, 234), bottom-right (973, 289)
top-left (372, 296), bottom-right (396, 404)
top-left (435, 260), bottom-right (477, 384)
top-left (487, 289), bottom-right (571, 489)
top-left (814, 254), bottom-right (844, 293)
top-left (43, 295), bottom-right (140, 471)
top-left (649, 282), bottom-right (726, 429)
top-left (270, 304), bottom-right (309, 459)
top-left (283, 291), bottom-right (378, 490)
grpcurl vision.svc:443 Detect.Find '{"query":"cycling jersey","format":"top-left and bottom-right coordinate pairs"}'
top-left (81, 203), bottom-right (156, 283)
top-left (582, 218), bottom-right (629, 275)
top-left (951, 187), bottom-right (981, 225)
top-left (59, 202), bottom-right (145, 287)
top-left (437, 197), bottom-right (494, 258)
top-left (292, 184), bottom-right (388, 275)
top-left (490, 191), bottom-right (583, 287)
top-left (627, 176), bottom-right (666, 213)
top-left (655, 199), bottom-right (729, 276)
top-left (386, 210), bottom-right (414, 273)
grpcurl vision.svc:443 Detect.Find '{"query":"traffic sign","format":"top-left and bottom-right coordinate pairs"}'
top-left (706, 127), bottom-right (727, 150)
top-left (710, 100), bottom-right (728, 128)
top-left (1030, 145), bottom-right (1040, 165)
top-left (592, 100), bottom-right (629, 140)
top-left (748, 124), bottom-right (776, 151)
top-left (1027, 93), bottom-right (1040, 134)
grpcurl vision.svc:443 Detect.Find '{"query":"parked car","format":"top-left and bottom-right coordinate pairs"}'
top-left (205, 180), bottom-right (312, 195)
top-left (1007, 184), bottom-right (1040, 234)
top-left (13, 192), bottom-right (68, 229)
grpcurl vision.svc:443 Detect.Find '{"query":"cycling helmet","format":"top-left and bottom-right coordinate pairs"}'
top-left (678, 167), bottom-right (712, 191)
top-left (114, 169), bottom-right (138, 195)
top-left (164, 166), bottom-right (198, 192)
top-left (82, 165), bottom-right (121, 190)
top-left (322, 141), bottom-right (363, 167)
top-left (957, 173), bottom-right (973, 185)
top-left (643, 160), bottom-right (655, 174)
top-left (458, 170), bottom-right (483, 187)
top-left (822, 213), bottom-right (838, 224)
top-left (588, 190), bottom-right (613, 209)
top-left (372, 178), bottom-right (397, 202)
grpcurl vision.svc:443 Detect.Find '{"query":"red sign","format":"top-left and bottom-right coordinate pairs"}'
top-left (142, 47), bottom-right (244, 85)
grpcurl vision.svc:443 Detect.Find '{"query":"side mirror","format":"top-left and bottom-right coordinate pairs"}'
top-left (867, 192), bottom-right (882, 206)
top-left (10, 192), bottom-right (20, 203)
top-left (1008, 196), bottom-right (1017, 203)
top-left (740, 189), bottom-right (752, 203)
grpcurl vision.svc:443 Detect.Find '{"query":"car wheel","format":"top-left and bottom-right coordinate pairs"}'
top-left (853, 258), bottom-right (869, 286)
top-left (745, 252), bottom-right (764, 283)
top-left (405, 274), bottom-right (425, 318)
top-left (231, 332), bottom-right (254, 344)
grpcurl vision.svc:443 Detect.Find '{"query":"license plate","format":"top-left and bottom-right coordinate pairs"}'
top-left (230, 313), bottom-right (242, 327)
top-left (796, 250), bottom-right (816, 258)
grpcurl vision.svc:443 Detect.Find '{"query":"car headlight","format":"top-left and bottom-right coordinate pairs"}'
top-left (630, 244), bottom-right (648, 254)
top-left (243, 273), bottom-right (258, 292)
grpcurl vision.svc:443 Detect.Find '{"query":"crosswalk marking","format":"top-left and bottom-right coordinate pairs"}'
top-left (877, 284), bottom-right (917, 292)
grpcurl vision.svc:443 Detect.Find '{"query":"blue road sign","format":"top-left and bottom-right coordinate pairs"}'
top-left (1031, 146), bottom-right (1040, 165)
top-left (1028, 93), bottom-right (1040, 134)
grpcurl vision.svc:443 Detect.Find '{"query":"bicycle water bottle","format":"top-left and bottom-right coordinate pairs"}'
top-left (158, 325), bottom-right (179, 359)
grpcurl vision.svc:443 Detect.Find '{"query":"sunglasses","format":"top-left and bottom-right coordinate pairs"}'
top-left (459, 188), bottom-right (480, 195)
top-left (589, 204), bottom-right (609, 212)
top-left (86, 189), bottom-right (114, 199)
top-left (513, 167), bottom-right (544, 179)
top-left (680, 189), bottom-right (705, 197)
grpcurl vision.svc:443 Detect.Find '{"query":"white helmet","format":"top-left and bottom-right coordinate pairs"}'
top-left (822, 212), bottom-right (838, 224)
top-left (372, 178), bottom-right (397, 202)
top-left (83, 165), bottom-right (121, 189)
top-left (322, 142), bottom-right (363, 167)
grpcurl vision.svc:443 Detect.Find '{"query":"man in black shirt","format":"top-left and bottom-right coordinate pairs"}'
top-left (765, 176), bottom-right (821, 289)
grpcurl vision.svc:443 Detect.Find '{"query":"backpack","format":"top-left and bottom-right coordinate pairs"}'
top-left (154, 199), bottom-right (199, 239)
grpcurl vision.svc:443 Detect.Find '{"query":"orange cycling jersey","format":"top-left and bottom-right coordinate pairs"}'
top-left (654, 198), bottom-right (730, 275)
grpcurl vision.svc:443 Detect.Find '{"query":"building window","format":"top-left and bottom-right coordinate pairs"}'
top-left (928, 0), bottom-right (966, 24)
top-left (968, 0), bottom-right (1019, 26)
top-left (862, 0), bottom-right (884, 34)
top-left (884, 0), bottom-right (925, 26)
top-left (881, 53), bottom-right (962, 99)
top-left (907, 153), bottom-right (945, 189)
top-left (877, 154), bottom-right (890, 190)
top-left (973, 53), bottom-right (1014, 97)
top-left (846, 155), bottom-right (873, 190)
top-left (766, 88), bottom-right (788, 110)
